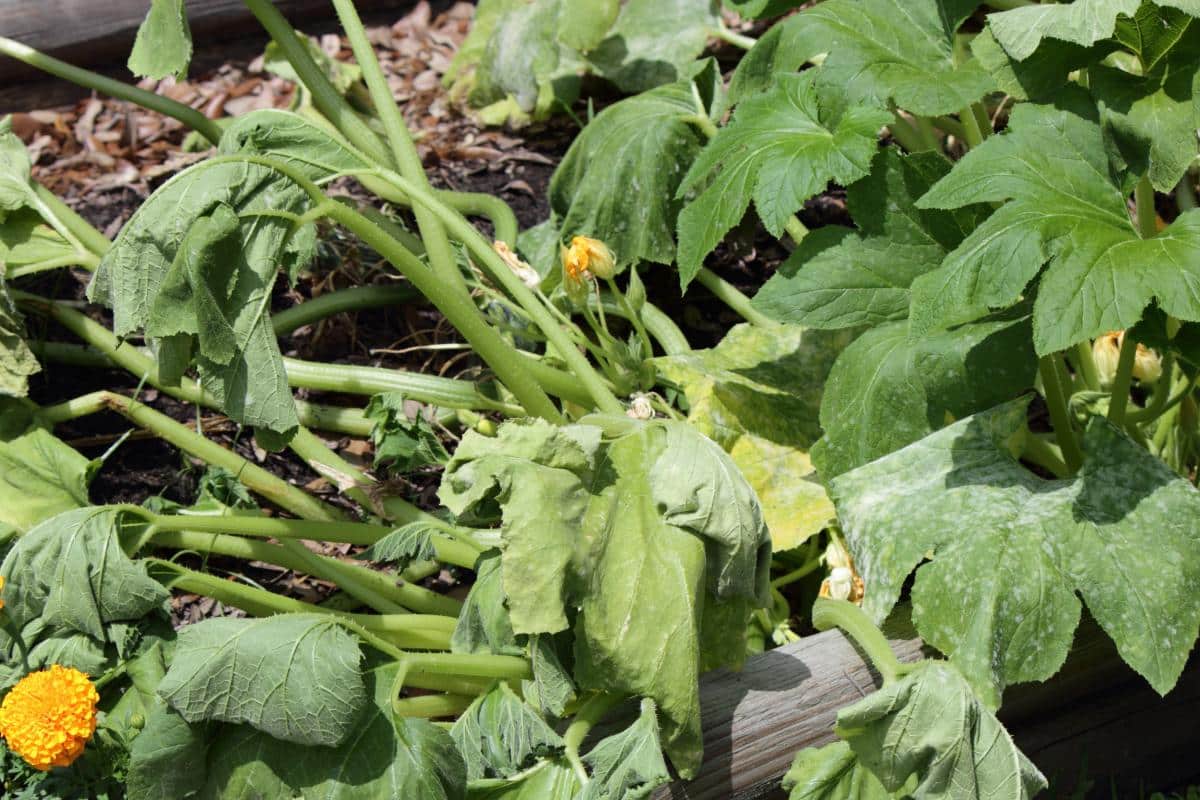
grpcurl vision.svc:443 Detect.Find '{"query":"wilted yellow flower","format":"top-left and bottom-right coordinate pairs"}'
top-left (0, 665), bottom-right (99, 771)
top-left (492, 240), bottom-right (541, 289)
top-left (1092, 331), bottom-right (1163, 386)
top-left (562, 236), bottom-right (616, 281)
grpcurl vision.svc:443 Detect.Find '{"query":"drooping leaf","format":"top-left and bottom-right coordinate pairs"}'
top-left (748, 0), bottom-right (993, 117)
top-left (911, 94), bottom-right (1200, 354)
top-left (753, 148), bottom-right (988, 329)
top-left (831, 399), bottom-right (1200, 705)
top-left (218, 109), bottom-right (371, 181)
top-left (451, 681), bottom-right (565, 781)
top-left (656, 323), bottom-right (852, 551)
top-left (0, 508), bottom-right (166, 640)
top-left (443, 418), bottom-right (770, 777)
top-left (0, 281), bottom-right (37, 398)
top-left (128, 0), bottom-right (192, 81)
top-left (364, 393), bottom-right (451, 475)
top-left (578, 698), bottom-right (671, 800)
top-left (837, 660), bottom-right (1047, 799)
top-left (1090, 15), bottom-right (1200, 192)
top-left (548, 75), bottom-right (711, 270)
top-left (782, 740), bottom-right (892, 800)
top-left (987, 0), bottom-right (1140, 61)
top-left (585, 0), bottom-right (722, 93)
top-left (452, 550), bottom-right (524, 657)
top-left (813, 315), bottom-right (1036, 481)
top-left (133, 659), bottom-right (467, 800)
top-left (89, 158), bottom-right (316, 438)
top-left (157, 614), bottom-right (366, 747)
top-left (676, 72), bottom-right (888, 287)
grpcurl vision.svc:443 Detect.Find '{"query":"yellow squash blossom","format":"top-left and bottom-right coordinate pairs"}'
top-left (0, 665), bottom-right (99, 770)
top-left (562, 236), bottom-right (616, 281)
top-left (1092, 330), bottom-right (1163, 386)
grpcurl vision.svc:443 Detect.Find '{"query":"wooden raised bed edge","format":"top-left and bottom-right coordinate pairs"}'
top-left (659, 614), bottom-right (1200, 799)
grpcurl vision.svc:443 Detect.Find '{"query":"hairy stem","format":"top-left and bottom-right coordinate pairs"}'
top-left (695, 268), bottom-right (778, 328)
top-left (1038, 355), bottom-right (1084, 472)
top-left (271, 284), bottom-right (419, 335)
top-left (812, 598), bottom-right (912, 685)
top-left (563, 692), bottom-right (623, 782)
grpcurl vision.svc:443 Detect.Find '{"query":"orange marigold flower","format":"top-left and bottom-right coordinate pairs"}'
top-left (0, 665), bottom-right (99, 771)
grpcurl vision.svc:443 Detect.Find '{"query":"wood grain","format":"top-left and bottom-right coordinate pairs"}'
top-left (660, 615), bottom-right (1200, 798)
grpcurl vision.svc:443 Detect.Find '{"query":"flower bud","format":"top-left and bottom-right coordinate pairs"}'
top-left (626, 394), bottom-right (654, 420)
top-left (1133, 342), bottom-right (1163, 384)
top-left (563, 235), bottom-right (616, 281)
top-left (824, 567), bottom-right (855, 601)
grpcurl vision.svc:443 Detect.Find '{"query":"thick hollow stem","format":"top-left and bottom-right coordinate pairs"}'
top-left (694, 268), bottom-right (778, 328)
top-left (0, 37), bottom-right (222, 145)
top-left (271, 284), bottom-right (419, 335)
top-left (1038, 355), bottom-right (1084, 472)
top-left (1071, 341), bottom-right (1101, 392)
top-left (391, 694), bottom-right (475, 719)
top-left (812, 598), bottom-right (909, 685)
top-left (1106, 333), bottom-right (1140, 427)
top-left (563, 692), bottom-right (623, 782)
top-left (32, 184), bottom-right (112, 258)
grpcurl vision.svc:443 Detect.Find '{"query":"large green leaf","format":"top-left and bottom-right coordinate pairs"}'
top-left (676, 72), bottom-right (888, 287)
top-left (656, 323), bottom-right (853, 551)
top-left (451, 682), bottom-right (564, 781)
top-left (89, 158), bottom-right (315, 438)
top-left (442, 418), bottom-right (770, 777)
top-left (0, 118), bottom-right (38, 215)
top-left (131, 659), bottom-right (467, 800)
top-left (831, 399), bottom-right (1200, 705)
top-left (157, 614), bottom-right (366, 747)
top-left (1090, 14), bottom-right (1200, 192)
top-left (813, 315), bottom-right (1036, 481)
top-left (578, 698), bottom-right (671, 800)
top-left (750, 0), bottom-right (993, 117)
top-left (0, 427), bottom-right (91, 531)
top-left (549, 74), bottom-right (711, 270)
top-left (0, 507), bottom-right (167, 640)
top-left (912, 95), bottom-right (1200, 354)
top-left (837, 661), bottom-right (1046, 799)
top-left (782, 741), bottom-right (892, 800)
top-left (987, 0), bottom-right (1140, 61)
top-left (127, 0), bottom-right (192, 81)
top-left (0, 281), bottom-right (37, 398)
top-left (753, 148), bottom-right (988, 329)
top-left (585, 0), bottom-right (722, 93)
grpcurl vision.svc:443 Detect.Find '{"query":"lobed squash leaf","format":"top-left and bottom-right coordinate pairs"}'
top-left (782, 740), bottom-right (892, 800)
top-left (451, 682), bottom-right (565, 781)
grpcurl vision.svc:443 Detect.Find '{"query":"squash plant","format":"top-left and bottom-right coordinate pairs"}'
top-left (0, 0), bottom-right (1197, 798)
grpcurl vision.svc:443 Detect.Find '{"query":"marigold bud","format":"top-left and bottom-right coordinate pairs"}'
top-left (0, 665), bottom-right (99, 771)
top-left (563, 236), bottom-right (616, 281)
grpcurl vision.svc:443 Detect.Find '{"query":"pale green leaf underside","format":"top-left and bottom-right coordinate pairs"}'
top-left (549, 78), bottom-right (707, 268)
top-left (128, 0), bottom-right (193, 81)
top-left (831, 400), bottom-right (1200, 706)
top-left (813, 315), bottom-right (1036, 481)
top-left (913, 98), bottom-right (1200, 354)
top-left (218, 109), bottom-right (371, 181)
top-left (838, 661), bottom-right (1046, 799)
top-left (782, 740), bottom-right (892, 800)
top-left (451, 681), bottom-right (564, 781)
top-left (157, 614), bottom-right (366, 747)
top-left (987, 0), bottom-right (1139, 61)
top-left (753, 148), bottom-right (987, 329)
top-left (0, 507), bottom-right (166, 640)
top-left (676, 71), bottom-right (888, 287)
top-left (0, 286), bottom-right (37, 398)
top-left (0, 426), bottom-right (90, 532)
top-left (578, 698), bottom-right (671, 800)
top-left (655, 323), bottom-right (852, 551)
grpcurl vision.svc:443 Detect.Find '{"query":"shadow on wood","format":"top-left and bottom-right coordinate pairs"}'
top-left (660, 614), bottom-right (1200, 799)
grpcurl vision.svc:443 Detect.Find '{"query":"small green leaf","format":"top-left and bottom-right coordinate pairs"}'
top-left (557, 0), bottom-right (620, 52)
top-left (753, 148), bottom-right (988, 329)
top-left (837, 661), bottom-right (1046, 799)
top-left (782, 740), bottom-right (892, 800)
top-left (913, 95), bottom-right (1200, 354)
top-left (364, 393), bottom-right (450, 475)
top-left (359, 520), bottom-right (440, 568)
top-left (128, 0), bottom-right (192, 81)
top-left (523, 634), bottom-right (576, 718)
top-left (676, 72), bottom-right (888, 287)
top-left (467, 760), bottom-right (581, 799)
top-left (217, 109), bottom-right (371, 181)
top-left (451, 681), bottom-right (565, 781)
top-left (263, 32), bottom-right (363, 97)
top-left (549, 76), bottom-right (709, 269)
top-left (578, 698), bottom-right (671, 800)
top-left (0, 117), bottom-right (37, 215)
top-left (0, 507), bottom-right (167, 640)
top-left (987, 0), bottom-right (1139, 61)
top-left (832, 400), bottom-right (1200, 705)
top-left (157, 614), bottom-right (366, 747)
top-left (813, 315), bottom-right (1036, 481)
